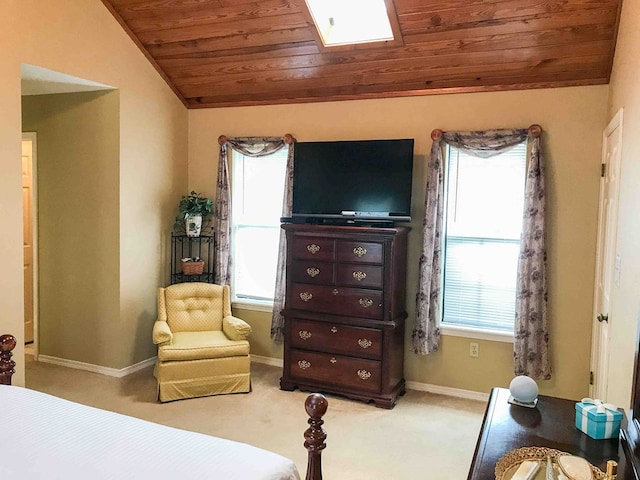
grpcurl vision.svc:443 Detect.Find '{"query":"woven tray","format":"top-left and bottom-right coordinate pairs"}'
top-left (181, 261), bottom-right (204, 275)
top-left (495, 446), bottom-right (605, 480)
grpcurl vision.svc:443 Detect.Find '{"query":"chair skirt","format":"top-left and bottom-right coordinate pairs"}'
top-left (155, 355), bottom-right (251, 402)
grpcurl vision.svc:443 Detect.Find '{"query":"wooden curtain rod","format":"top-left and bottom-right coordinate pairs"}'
top-left (430, 124), bottom-right (542, 141)
top-left (217, 134), bottom-right (295, 146)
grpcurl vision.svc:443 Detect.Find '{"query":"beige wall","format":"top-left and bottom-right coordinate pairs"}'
top-left (604, 0), bottom-right (640, 409)
top-left (189, 85), bottom-right (608, 400)
top-left (22, 91), bottom-right (122, 365)
top-left (1, 0), bottom-right (188, 383)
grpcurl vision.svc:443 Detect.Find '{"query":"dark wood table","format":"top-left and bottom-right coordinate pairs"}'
top-left (468, 387), bottom-right (631, 479)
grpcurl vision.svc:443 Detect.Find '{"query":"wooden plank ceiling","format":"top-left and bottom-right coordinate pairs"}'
top-left (101, 0), bottom-right (622, 109)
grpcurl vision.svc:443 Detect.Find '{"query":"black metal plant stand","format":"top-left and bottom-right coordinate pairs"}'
top-left (170, 234), bottom-right (215, 284)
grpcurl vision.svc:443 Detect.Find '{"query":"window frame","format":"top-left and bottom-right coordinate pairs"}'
top-left (440, 143), bottom-right (529, 342)
top-left (229, 148), bottom-right (288, 309)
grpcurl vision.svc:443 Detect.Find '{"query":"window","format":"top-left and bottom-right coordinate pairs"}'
top-left (442, 143), bottom-right (527, 333)
top-left (305, 0), bottom-right (394, 46)
top-left (231, 149), bottom-right (288, 304)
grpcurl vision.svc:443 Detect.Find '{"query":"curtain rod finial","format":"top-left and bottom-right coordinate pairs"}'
top-left (528, 124), bottom-right (542, 138)
top-left (218, 135), bottom-right (227, 146)
top-left (431, 129), bottom-right (443, 141)
top-left (283, 133), bottom-right (295, 144)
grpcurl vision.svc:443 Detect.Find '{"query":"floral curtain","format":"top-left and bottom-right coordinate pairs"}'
top-left (514, 131), bottom-right (550, 380)
top-left (271, 136), bottom-right (295, 341)
top-left (412, 140), bottom-right (445, 354)
top-left (215, 135), bottom-right (294, 289)
top-left (414, 127), bottom-right (549, 379)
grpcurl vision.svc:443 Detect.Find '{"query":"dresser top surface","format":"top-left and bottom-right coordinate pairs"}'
top-left (282, 223), bottom-right (410, 235)
top-left (468, 387), bottom-right (630, 480)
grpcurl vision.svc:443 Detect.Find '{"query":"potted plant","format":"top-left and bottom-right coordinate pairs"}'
top-left (174, 191), bottom-right (213, 237)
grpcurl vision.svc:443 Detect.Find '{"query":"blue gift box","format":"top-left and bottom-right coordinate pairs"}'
top-left (575, 400), bottom-right (623, 439)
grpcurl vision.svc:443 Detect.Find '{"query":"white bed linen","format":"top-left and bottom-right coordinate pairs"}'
top-left (0, 385), bottom-right (301, 480)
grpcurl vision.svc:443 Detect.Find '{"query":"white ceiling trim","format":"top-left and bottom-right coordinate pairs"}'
top-left (21, 64), bottom-right (114, 96)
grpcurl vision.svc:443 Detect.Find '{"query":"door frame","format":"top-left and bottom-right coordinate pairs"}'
top-left (589, 108), bottom-right (623, 398)
top-left (22, 131), bottom-right (39, 359)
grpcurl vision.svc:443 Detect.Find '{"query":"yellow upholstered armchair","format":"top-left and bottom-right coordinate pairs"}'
top-left (152, 282), bottom-right (252, 402)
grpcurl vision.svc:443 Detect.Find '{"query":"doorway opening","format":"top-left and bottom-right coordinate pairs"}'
top-left (20, 63), bottom-right (115, 364)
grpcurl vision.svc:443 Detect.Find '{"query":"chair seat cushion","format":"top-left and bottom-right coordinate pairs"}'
top-left (158, 331), bottom-right (250, 362)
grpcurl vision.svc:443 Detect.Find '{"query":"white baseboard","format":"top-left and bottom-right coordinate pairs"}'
top-left (250, 354), bottom-right (284, 368)
top-left (250, 355), bottom-right (488, 402)
top-left (36, 353), bottom-right (489, 402)
top-left (37, 355), bottom-right (157, 378)
top-left (405, 380), bottom-right (489, 402)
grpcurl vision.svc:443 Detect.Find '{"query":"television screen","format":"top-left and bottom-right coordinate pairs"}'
top-left (291, 139), bottom-right (414, 223)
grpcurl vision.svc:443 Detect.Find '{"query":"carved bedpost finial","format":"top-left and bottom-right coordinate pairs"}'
top-left (0, 334), bottom-right (17, 386)
top-left (304, 393), bottom-right (328, 480)
top-left (283, 133), bottom-right (296, 144)
top-left (528, 124), bottom-right (542, 138)
top-left (431, 129), bottom-right (443, 141)
top-left (218, 135), bottom-right (227, 146)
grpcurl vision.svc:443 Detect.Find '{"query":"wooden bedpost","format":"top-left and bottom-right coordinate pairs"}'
top-left (0, 334), bottom-right (17, 385)
top-left (304, 393), bottom-right (328, 480)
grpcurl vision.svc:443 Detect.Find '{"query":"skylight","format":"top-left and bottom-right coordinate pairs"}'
top-left (305, 0), bottom-right (395, 47)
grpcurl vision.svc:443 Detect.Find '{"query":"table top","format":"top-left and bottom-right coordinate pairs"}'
top-left (467, 387), bottom-right (630, 480)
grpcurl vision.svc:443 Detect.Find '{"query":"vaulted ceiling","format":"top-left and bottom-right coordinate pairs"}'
top-left (101, 0), bottom-right (623, 109)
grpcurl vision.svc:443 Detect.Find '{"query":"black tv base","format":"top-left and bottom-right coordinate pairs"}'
top-left (280, 217), bottom-right (396, 228)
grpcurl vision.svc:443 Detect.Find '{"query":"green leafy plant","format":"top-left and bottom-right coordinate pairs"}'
top-left (174, 191), bottom-right (213, 230)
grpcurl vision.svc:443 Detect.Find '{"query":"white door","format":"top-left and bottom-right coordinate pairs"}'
top-left (590, 109), bottom-right (623, 399)
top-left (22, 132), bottom-right (38, 349)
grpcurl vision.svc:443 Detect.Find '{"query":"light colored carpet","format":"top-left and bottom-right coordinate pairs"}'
top-left (25, 355), bottom-right (486, 479)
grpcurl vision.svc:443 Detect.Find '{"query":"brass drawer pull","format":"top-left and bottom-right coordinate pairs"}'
top-left (298, 360), bottom-right (311, 370)
top-left (357, 369), bottom-right (372, 380)
top-left (307, 244), bottom-right (320, 254)
top-left (358, 338), bottom-right (372, 349)
top-left (306, 267), bottom-right (320, 277)
top-left (353, 246), bottom-right (367, 257)
top-left (359, 298), bottom-right (374, 308)
top-left (352, 271), bottom-right (367, 281)
top-left (330, 357), bottom-right (337, 364)
top-left (299, 330), bottom-right (312, 340)
top-left (299, 292), bottom-right (313, 302)
top-left (330, 326), bottom-right (338, 333)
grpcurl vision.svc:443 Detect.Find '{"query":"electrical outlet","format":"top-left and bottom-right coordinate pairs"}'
top-left (470, 342), bottom-right (479, 358)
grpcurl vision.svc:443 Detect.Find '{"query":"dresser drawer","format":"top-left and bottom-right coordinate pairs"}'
top-left (336, 264), bottom-right (383, 289)
top-left (291, 237), bottom-right (335, 261)
top-left (337, 240), bottom-right (383, 264)
top-left (289, 261), bottom-right (335, 284)
top-left (290, 349), bottom-right (381, 393)
top-left (289, 284), bottom-right (384, 319)
top-left (290, 319), bottom-right (382, 359)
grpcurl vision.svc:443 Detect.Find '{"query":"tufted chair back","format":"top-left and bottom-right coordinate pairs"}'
top-left (158, 283), bottom-right (232, 333)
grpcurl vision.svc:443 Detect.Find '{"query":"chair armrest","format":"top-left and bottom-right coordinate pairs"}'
top-left (152, 321), bottom-right (173, 345)
top-left (223, 315), bottom-right (252, 341)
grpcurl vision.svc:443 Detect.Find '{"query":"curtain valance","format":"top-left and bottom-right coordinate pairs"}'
top-left (215, 134), bottom-right (295, 342)
top-left (413, 125), bottom-right (549, 380)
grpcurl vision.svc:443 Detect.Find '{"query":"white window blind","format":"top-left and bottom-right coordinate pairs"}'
top-left (442, 142), bottom-right (527, 332)
top-left (231, 149), bottom-right (288, 302)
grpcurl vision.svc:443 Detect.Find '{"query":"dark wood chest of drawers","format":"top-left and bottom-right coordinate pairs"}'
top-left (280, 224), bottom-right (409, 408)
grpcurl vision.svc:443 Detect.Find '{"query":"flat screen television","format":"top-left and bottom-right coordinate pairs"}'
top-left (291, 139), bottom-right (414, 225)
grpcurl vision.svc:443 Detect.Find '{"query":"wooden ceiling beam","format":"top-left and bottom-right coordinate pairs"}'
top-left (186, 74), bottom-right (607, 109)
top-left (136, 12), bottom-right (309, 45)
top-left (176, 54), bottom-right (608, 98)
top-left (396, 0), bottom-right (618, 34)
top-left (160, 38), bottom-right (612, 81)
top-left (404, 7), bottom-right (617, 43)
top-left (171, 44), bottom-right (610, 91)
top-left (145, 28), bottom-right (315, 57)
top-left (118, 0), bottom-right (297, 24)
